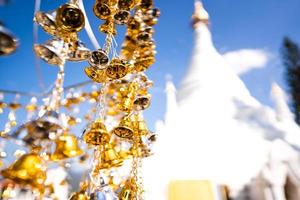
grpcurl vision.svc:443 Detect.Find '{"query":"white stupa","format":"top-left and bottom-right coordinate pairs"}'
top-left (143, 1), bottom-right (300, 200)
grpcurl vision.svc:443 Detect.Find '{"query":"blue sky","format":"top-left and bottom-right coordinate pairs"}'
top-left (0, 0), bottom-right (300, 130)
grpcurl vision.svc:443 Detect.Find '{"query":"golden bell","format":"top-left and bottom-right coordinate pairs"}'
top-left (100, 18), bottom-right (117, 35)
top-left (8, 103), bottom-right (21, 110)
top-left (106, 58), bottom-right (130, 79)
top-left (130, 140), bottom-right (153, 158)
top-left (97, 144), bottom-right (123, 169)
top-left (69, 191), bottom-right (89, 200)
top-left (134, 94), bottom-right (151, 110)
top-left (88, 49), bottom-right (109, 68)
top-left (119, 179), bottom-right (138, 200)
top-left (1, 153), bottom-right (46, 190)
top-left (112, 116), bottom-right (134, 139)
top-left (127, 17), bottom-right (141, 36)
top-left (34, 11), bottom-right (57, 36)
top-left (93, 2), bottom-right (112, 20)
top-left (0, 24), bottom-right (18, 56)
top-left (144, 8), bottom-right (160, 26)
top-left (34, 38), bottom-right (67, 66)
top-left (118, 82), bottom-right (139, 112)
top-left (120, 37), bottom-right (137, 60)
top-left (114, 10), bottom-right (131, 25)
top-left (56, 3), bottom-right (85, 33)
top-left (84, 66), bottom-right (108, 83)
top-left (139, 0), bottom-right (153, 10)
top-left (134, 56), bottom-right (155, 72)
top-left (12, 111), bottom-right (62, 146)
top-left (118, 0), bottom-right (135, 10)
top-left (119, 96), bottom-right (135, 113)
top-left (136, 119), bottom-right (149, 136)
top-left (51, 133), bottom-right (83, 161)
top-left (83, 119), bottom-right (110, 146)
top-left (67, 40), bottom-right (90, 61)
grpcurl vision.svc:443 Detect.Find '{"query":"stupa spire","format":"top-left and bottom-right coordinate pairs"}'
top-left (192, 0), bottom-right (209, 28)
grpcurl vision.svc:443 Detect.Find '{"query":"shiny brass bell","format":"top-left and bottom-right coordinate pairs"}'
top-left (56, 3), bottom-right (85, 33)
top-left (144, 8), bottom-right (160, 26)
top-left (97, 144), bottom-right (123, 169)
top-left (12, 110), bottom-right (62, 146)
top-left (0, 24), bottom-right (18, 56)
top-left (34, 11), bottom-right (57, 36)
top-left (114, 10), bottom-right (130, 25)
top-left (51, 133), bottom-right (83, 161)
top-left (84, 66), bottom-right (108, 83)
top-left (100, 18), bottom-right (117, 35)
top-left (118, 0), bottom-right (135, 10)
top-left (136, 118), bottom-right (149, 136)
top-left (106, 58), bottom-right (130, 80)
top-left (130, 140), bottom-right (153, 158)
top-left (134, 56), bottom-right (155, 72)
top-left (83, 119), bottom-right (111, 146)
top-left (118, 82), bottom-right (139, 112)
top-left (93, 2), bottom-right (112, 20)
top-left (111, 116), bottom-right (134, 139)
top-left (139, 0), bottom-right (153, 10)
top-left (134, 94), bottom-right (151, 110)
top-left (88, 49), bottom-right (109, 68)
top-left (34, 38), bottom-right (67, 66)
top-left (119, 179), bottom-right (138, 200)
top-left (1, 153), bottom-right (46, 190)
top-left (67, 40), bottom-right (90, 61)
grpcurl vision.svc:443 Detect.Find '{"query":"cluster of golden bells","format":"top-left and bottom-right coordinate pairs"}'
top-left (0, 0), bottom-right (159, 199)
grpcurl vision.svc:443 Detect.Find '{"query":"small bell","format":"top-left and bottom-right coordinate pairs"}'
top-left (100, 18), bottom-right (117, 35)
top-left (67, 40), bottom-right (90, 61)
top-left (34, 38), bottom-right (67, 66)
top-left (139, 0), bottom-right (153, 10)
top-left (118, 82), bottom-right (139, 112)
top-left (133, 94), bottom-right (151, 110)
top-left (8, 103), bottom-right (21, 110)
top-left (84, 66), bottom-right (108, 83)
top-left (56, 3), bottom-right (85, 33)
top-left (88, 49), bottom-right (109, 68)
top-left (34, 10), bottom-right (57, 36)
top-left (96, 144), bottom-right (123, 169)
top-left (130, 140), bottom-right (153, 158)
top-left (12, 110), bottom-right (62, 146)
top-left (106, 58), bottom-right (130, 80)
top-left (136, 119), bottom-right (149, 136)
top-left (127, 17), bottom-right (141, 35)
top-left (114, 10), bottom-right (130, 25)
top-left (93, 2), bottom-right (112, 20)
top-left (111, 116), bottom-right (134, 139)
top-left (1, 153), bottom-right (46, 190)
top-left (118, 179), bottom-right (138, 200)
top-left (144, 8), bottom-right (160, 26)
top-left (118, 0), bottom-right (135, 10)
top-left (51, 133), bottom-right (83, 161)
top-left (134, 56), bottom-right (155, 72)
top-left (83, 119), bottom-right (110, 146)
top-left (0, 24), bottom-right (18, 56)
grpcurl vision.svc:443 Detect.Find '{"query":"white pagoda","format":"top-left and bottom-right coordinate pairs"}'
top-left (143, 1), bottom-right (300, 200)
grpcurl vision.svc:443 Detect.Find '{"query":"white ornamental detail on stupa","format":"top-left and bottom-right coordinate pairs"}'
top-left (143, 1), bottom-right (300, 200)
